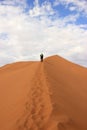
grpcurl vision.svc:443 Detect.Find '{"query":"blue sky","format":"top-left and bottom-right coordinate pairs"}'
top-left (25, 0), bottom-right (87, 24)
top-left (0, 0), bottom-right (87, 67)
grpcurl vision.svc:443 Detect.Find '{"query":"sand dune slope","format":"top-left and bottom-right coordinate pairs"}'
top-left (0, 55), bottom-right (87, 130)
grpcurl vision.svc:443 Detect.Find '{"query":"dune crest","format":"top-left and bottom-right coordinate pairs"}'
top-left (0, 55), bottom-right (87, 130)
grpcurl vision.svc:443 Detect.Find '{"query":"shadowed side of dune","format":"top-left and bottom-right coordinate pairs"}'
top-left (43, 55), bottom-right (87, 130)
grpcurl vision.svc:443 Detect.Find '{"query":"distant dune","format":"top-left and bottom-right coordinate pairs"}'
top-left (0, 55), bottom-right (87, 130)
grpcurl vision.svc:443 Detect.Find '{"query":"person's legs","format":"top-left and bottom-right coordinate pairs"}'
top-left (41, 57), bottom-right (43, 62)
top-left (40, 55), bottom-right (43, 62)
top-left (41, 58), bottom-right (43, 62)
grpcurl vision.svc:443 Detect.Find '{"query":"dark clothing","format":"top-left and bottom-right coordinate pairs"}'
top-left (40, 54), bottom-right (44, 62)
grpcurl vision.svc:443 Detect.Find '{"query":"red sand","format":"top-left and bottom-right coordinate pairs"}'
top-left (0, 55), bottom-right (87, 130)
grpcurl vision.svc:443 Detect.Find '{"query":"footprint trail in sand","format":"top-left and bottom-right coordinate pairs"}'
top-left (17, 63), bottom-right (52, 130)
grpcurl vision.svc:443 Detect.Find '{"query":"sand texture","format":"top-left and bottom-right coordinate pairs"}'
top-left (0, 55), bottom-right (87, 130)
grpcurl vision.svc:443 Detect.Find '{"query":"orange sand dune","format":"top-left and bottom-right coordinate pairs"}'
top-left (0, 55), bottom-right (87, 130)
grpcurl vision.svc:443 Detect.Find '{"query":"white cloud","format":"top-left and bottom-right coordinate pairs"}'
top-left (69, 6), bottom-right (76, 11)
top-left (0, 0), bottom-right (87, 67)
top-left (53, 0), bottom-right (60, 6)
top-left (0, 0), bottom-right (27, 8)
top-left (55, 0), bottom-right (87, 15)
top-left (29, 1), bottom-right (55, 17)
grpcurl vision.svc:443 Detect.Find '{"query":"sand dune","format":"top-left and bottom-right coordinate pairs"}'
top-left (0, 55), bottom-right (87, 130)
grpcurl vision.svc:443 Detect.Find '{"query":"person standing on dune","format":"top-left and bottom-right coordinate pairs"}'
top-left (40, 53), bottom-right (44, 62)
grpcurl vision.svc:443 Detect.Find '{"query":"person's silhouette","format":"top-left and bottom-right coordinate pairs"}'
top-left (40, 53), bottom-right (44, 62)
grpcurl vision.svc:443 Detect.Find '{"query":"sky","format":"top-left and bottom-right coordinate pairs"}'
top-left (0, 0), bottom-right (87, 67)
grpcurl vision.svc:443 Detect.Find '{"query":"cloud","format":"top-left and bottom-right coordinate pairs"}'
top-left (29, 0), bottom-right (55, 17)
top-left (55, 0), bottom-right (87, 15)
top-left (53, 0), bottom-right (60, 6)
top-left (69, 6), bottom-right (76, 11)
top-left (0, 0), bottom-right (87, 67)
top-left (0, 0), bottom-right (27, 8)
